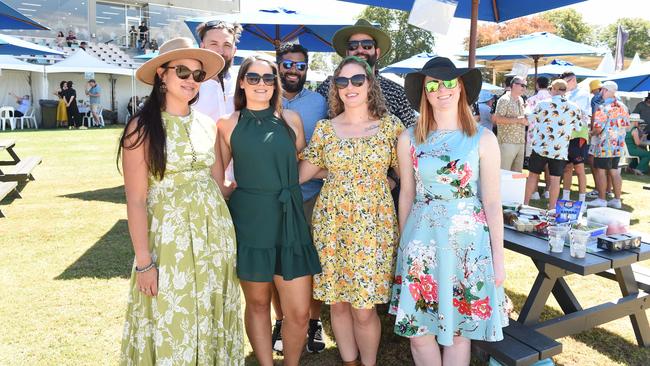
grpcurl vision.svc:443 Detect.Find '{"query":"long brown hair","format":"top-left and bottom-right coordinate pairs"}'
top-left (234, 56), bottom-right (295, 141)
top-left (234, 56), bottom-right (283, 116)
top-left (328, 57), bottom-right (387, 119)
top-left (414, 78), bottom-right (476, 144)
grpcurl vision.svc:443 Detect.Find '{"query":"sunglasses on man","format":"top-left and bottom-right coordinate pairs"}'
top-left (281, 60), bottom-right (307, 72)
top-left (245, 72), bottom-right (276, 86)
top-left (164, 65), bottom-right (207, 82)
top-left (425, 79), bottom-right (458, 93)
top-left (334, 74), bottom-right (367, 89)
top-left (347, 40), bottom-right (376, 51)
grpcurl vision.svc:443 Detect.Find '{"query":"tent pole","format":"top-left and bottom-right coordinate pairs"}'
top-left (533, 55), bottom-right (540, 86)
top-left (468, 0), bottom-right (479, 68)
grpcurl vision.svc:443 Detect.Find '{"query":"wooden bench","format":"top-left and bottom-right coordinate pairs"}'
top-left (472, 319), bottom-right (562, 366)
top-left (0, 181), bottom-right (20, 217)
top-left (0, 156), bottom-right (42, 182)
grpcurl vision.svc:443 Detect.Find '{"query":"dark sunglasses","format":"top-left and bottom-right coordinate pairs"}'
top-left (425, 79), bottom-right (458, 93)
top-left (557, 88), bottom-right (567, 92)
top-left (334, 74), bottom-right (367, 89)
top-left (245, 72), bottom-right (276, 86)
top-left (164, 65), bottom-right (206, 82)
top-left (281, 60), bottom-right (307, 72)
top-left (347, 40), bottom-right (376, 51)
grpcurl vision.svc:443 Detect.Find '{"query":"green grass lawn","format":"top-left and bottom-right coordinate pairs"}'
top-left (1, 127), bottom-right (649, 365)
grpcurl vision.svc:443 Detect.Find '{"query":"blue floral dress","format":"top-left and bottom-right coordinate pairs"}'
top-left (389, 126), bottom-right (508, 346)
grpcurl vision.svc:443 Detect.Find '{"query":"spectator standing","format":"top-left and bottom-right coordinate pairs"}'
top-left (128, 26), bottom-right (137, 48)
top-left (149, 39), bottom-right (159, 51)
top-left (85, 79), bottom-right (102, 127)
top-left (79, 41), bottom-right (87, 51)
top-left (66, 30), bottom-right (77, 47)
top-left (524, 79), bottom-right (584, 209)
top-left (138, 21), bottom-right (148, 48)
top-left (7, 92), bottom-right (30, 117)
top-left (587, 81), bottom-right (629, 208)
top-left (633, 93), bottom-right (650, 135)
top-left (494, 76), bottom-right (528, 172)
top-left (55, 81), bottom-right (68, 127)
top-left (316, 19), bottom-right (417, 127)
top-left (270, 42), bottom-right (329, 355)
top-left (477, 91), bottom-right (495, 131)
top-left (62, 81), bottom-right (80, 129)
top-left (560, 71), bottom-right (591, 203)
top-left (525, 76), bottom-right (551, 157)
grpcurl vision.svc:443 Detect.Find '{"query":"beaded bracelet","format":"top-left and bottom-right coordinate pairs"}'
top-left (135, 262), bottom-right (156, 273)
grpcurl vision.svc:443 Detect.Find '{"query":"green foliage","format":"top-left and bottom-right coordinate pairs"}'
top-left (359, 6), bottom-right (435, 67)
top-left (541, 9), bottom-right (593, 43)
top-left (309, 52), bottom-right (330, 72)
top-left (600, 18), bottom-right (650, 58)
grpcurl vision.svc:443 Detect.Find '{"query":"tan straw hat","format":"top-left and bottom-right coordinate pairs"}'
top-left (135, 37), bottom-right (224, 85)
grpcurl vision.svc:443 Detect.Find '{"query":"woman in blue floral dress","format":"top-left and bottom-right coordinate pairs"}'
top-left (390, 57), bottom-right (508, 365)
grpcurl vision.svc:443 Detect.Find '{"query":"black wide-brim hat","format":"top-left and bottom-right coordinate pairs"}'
top-left (405, 57), bottom-right (483, 109)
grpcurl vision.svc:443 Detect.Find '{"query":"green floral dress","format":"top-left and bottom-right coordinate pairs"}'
top-left (120, 110), bottom-right (244, 365)
top-left (301, 114), bottom-right (403, 309)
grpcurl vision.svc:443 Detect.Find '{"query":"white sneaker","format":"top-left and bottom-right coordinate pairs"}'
top-left (587, 198), bottom-right (607, 207)
top-left (587, 190), bottom-right (599, 198)
top-left (544, 191), bottom-right (550, 199)
top-left (607, 198), bottom-right (622, 209)
top-left (531, 192), bottom-right (541, 200)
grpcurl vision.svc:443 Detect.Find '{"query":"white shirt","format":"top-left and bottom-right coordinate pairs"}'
top-left (194, 70), bottom-right (235, 122)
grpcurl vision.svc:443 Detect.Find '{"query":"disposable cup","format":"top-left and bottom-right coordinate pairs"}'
top-left (548, 225), bottom-right (569, 253)
top-left (570, 230), bottom-right (590, 258)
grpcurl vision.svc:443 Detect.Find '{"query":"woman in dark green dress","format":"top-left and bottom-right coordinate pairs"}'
top-left (216, 56), bottom-right (322, 366)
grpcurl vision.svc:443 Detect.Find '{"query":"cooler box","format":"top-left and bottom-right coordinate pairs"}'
top-left (500, 170), bottom-right (528, 204)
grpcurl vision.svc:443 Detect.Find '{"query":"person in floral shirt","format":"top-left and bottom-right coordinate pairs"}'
top-left (494, 76), bottom-right (528, 172)
top-left (587, 81), bottom-right (629, 208)
top-left (524, 79), bottom-right (584, 209)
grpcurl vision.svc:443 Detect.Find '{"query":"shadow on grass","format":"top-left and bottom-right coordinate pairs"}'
top-left (56, 219), bottom-right (133, 280)
top-left (506, 289), bottom-right (650, 366)
top-left (62, 185), bottom-right (125, 204)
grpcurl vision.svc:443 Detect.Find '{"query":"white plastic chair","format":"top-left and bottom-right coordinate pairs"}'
top-left (82, 105), bottom-right (104, 128)
top-left (0, 107), bottom-right (16, 131)
top-left (16, 108), bottom-right (37, 129)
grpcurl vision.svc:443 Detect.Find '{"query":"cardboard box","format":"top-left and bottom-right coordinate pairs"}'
top-left (500, 169), bottom-right (528, 204)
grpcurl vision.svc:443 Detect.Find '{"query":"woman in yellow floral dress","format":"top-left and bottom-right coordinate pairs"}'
top-left (300, 56), bottom-right (402, 366)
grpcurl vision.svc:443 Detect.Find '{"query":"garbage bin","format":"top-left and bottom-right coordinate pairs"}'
top-left (39, 99), bottom-right (59, 129)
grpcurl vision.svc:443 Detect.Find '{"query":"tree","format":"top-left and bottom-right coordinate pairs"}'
top-left (466, 16), bottom-right (555, 49)
top-left (309, 52), bottom-right (331, 72)
top-left (600, 18), bottom-right (650, 58)
top-left (359, 6), bottom-right (435, 67)
top-left (540, 9), bottom-right (593, 44)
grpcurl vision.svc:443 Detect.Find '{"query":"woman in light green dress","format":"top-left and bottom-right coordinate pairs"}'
top-left (117, 37), bottom-right (243, 365)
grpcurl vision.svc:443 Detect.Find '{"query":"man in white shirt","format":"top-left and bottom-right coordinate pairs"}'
top-left (193, 20), bottom-right (243, 121)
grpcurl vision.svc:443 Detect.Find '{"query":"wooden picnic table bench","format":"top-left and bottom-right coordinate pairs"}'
top-left (0, 139), bottom-right (41, 186)
top-left (473, 318), bottom-right (562, 366)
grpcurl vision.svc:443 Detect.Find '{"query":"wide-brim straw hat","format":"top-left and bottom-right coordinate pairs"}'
top-left (135, 37), bottom-right (224, 85)
top-left (405, 57), bottom-right (483, 108)
top-left (332, 19), bottom-right (391, 59)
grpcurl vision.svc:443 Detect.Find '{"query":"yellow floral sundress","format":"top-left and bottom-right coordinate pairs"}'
top-left (301, 114), bottom-right (403, 309)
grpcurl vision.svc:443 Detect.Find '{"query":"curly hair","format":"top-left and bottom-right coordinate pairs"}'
top-left (328, 57), bottom-right (387, 119)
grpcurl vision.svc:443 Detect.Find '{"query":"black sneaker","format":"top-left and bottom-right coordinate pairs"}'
top-left (306, 319), bottom-right (325, 353)
top-left (271, 319), bottom-right (283, 354)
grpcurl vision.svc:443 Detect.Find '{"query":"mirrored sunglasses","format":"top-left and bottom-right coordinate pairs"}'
top-left (347, 40), bottom-right (376, 51)
top-left (425, 79), bottom-right (458, 93)
top-left (245, 72), bottom-right (276, 86)
top-left (164, 65), bottom-right (206, 82)
top-left (281, 60), bottom-right (307, 72)
top-left (334, 74), bottom-right (367, 89)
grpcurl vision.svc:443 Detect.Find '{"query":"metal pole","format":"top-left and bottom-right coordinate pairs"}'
top-left (468, 0), bottom-right (480, 68)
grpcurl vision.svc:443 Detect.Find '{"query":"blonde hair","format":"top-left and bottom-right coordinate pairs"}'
top-left (414, 78), bottom-right (476, 144)
top-left (328, 57), bottom-right (387, 119)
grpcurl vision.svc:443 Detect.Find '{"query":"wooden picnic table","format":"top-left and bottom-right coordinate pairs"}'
top-left (0, 139), bottom-right (19, 166)
top-left (504, 228), bottom-right (650, 347)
